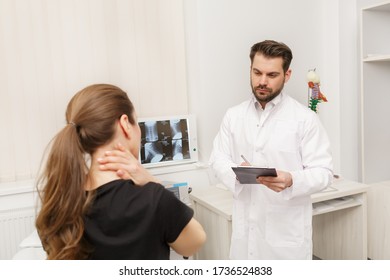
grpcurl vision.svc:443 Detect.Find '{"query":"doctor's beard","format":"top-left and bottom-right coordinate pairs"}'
top-left (251, 80), bottom-right (285, 104)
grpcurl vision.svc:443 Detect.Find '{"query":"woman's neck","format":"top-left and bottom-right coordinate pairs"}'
top-left (86, 147), bottom-right (122, 191)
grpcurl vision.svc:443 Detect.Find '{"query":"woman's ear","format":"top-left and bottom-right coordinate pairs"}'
top-left (119, 114), bottom-right (131, 139)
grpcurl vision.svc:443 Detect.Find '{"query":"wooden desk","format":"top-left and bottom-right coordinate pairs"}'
top-left (190, 179), bottom-right (369, 260)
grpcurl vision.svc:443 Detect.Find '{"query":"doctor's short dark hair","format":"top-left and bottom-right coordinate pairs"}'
top-left (250, 40), bottom-right (293, 73)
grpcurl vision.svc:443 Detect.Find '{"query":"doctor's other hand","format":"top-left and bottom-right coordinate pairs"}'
top-left (97, 143), bottom-right (160, 186)
top-left (256, 170), bottom-right (293, 193)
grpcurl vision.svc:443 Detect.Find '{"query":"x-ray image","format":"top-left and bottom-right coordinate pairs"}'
top-left (143, 142), bottom-right (164, 163)
top-left (140, 120), bottom-right (173, 142)
top-left (171, 119), bottom-right (188, 140)
top-left (172, 139), bottom-right (183, 160)
top-left (139, 118), bottom-right (191, 165)
top-left (170, 119), bottom-right (183, 139)
top-left (143, 121), bottom-right (158, 142)
top-left (172, 139), bottom-right (190, 160)
top-left (157, 120), bottom-right (172, 141)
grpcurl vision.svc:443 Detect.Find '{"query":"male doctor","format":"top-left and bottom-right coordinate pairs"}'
top-left (209, 40), bottom-right (333, 259)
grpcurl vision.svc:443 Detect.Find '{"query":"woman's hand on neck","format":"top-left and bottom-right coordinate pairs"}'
top-left (86, 145), bottom-right (124, 191)
top-left (86, 119), bottom-right (134, 191)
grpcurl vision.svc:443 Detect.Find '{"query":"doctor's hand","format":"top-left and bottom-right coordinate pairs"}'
top-left (97, 143), bottom-right (160, 186)
top-left (256, 170), bottom-right (293, 193)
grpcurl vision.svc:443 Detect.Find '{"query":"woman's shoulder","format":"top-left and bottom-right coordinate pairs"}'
top-left (93, 180), bottom-right (171, 213)
top-left (96, 179), bottom-right (165, 196)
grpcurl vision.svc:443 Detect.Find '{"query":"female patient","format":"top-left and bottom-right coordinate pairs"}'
top-left (35, 84), bottom-right (206, 259)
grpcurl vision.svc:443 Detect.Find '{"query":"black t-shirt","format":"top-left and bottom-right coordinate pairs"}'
top-left (83, 179), bottom-right (193, 260)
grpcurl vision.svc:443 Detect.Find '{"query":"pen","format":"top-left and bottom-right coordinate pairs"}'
top-left (240, 155), bottom-right (251, 165)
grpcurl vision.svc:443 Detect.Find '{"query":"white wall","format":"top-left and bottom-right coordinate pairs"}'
top-left (339, 0), bottom-right (360, 181)
top-left (0, 0), bottom-right (188, 182)
top-left (184, 0), bottom-right (362, 180)
top-left (0, 0), bottom-right (363, 183)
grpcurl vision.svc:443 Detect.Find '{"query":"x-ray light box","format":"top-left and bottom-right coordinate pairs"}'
top-left (138, 114), bottom-right (198, 168)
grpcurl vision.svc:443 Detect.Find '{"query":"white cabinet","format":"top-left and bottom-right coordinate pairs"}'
top-left (190, 186), bottom-right (232, 260)
top-left (367, 180), bottom-right (390, 260)
top-left (190, 179), bottom-right (369, 260)
top-left (360, 2), bottom-right (390, 183)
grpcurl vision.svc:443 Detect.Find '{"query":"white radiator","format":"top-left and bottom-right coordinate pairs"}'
top-left (0, 207), bottom-right (35, 260)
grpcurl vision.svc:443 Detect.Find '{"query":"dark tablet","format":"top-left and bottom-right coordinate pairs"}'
top-left (232, 166), bottom-right (277, 184)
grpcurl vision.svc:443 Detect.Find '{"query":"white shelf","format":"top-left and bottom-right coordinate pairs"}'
top-left (147, 161), bottom-right (207, 175)
top-left (312, 197), bottom-right (361, 216)
top-left (363, 1), bottom-right (390, 12)
top-left (363, 54), bottom-right (390, 62)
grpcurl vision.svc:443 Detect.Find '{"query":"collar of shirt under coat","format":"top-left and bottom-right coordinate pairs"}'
top-left (252, 91), bottom-right (284, 127)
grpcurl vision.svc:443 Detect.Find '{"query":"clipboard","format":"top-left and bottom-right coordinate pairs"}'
top-left (231, 166), bottom-right (277, 184)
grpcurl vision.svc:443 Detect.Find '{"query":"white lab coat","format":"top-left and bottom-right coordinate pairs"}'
top-left (209, 93), bottom-right (333, 259)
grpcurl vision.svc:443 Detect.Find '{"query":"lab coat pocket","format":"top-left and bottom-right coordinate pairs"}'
top-left (265, 205), bottom-right (304, 247)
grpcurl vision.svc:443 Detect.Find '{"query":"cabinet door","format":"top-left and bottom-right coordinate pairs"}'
top-left (192, 201), bottom-right (232, 260)
top-left (367, 181), bottom-right (390, 259)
